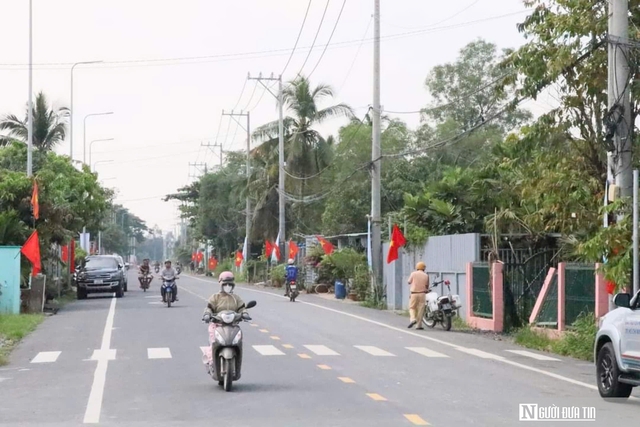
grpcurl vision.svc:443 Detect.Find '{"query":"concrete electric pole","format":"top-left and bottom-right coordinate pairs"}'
top-left (222, 110), bottom-right (252, 249)
top-left (248, 73), bottom-right (286, 260)
top-left (370, 0), bottom-right (383, 296)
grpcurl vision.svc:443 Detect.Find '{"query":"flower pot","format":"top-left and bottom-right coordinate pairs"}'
top-left (347, 292), bottom-right (359, 301)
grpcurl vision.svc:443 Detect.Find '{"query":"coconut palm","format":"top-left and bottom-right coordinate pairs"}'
top-left (0, 92), bottom-right (69, 151)
top-left (251, 76), bottom-right (353, 237)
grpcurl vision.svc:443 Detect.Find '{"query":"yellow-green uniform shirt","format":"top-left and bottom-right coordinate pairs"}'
top-left (204, 292), bottom-right (247, 316)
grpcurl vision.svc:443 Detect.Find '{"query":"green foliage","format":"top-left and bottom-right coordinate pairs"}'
top-left (513, 312), bottom-right (597, 361)
top-left (318, 248), bottom-right (367, 285)
top-left (269, 265), bottom-right (286, 286)
top-left (0, 314), bottom-right (44, 366)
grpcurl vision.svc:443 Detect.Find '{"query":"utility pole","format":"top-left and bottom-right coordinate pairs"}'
top-left (222, 110), bottom-right (252, 247)
top-left (188, 162), bottom-right (207, 181)
top-left (370, 0), bottom-right (383, 295)
top-left (609, 0), bottom-right (632, 199)
top-left (248, 73), bottom-right (285, 260)
top-left (201, 141), bottom-right (223, 168)
top-left (27, 0), bottom-right (33, 177)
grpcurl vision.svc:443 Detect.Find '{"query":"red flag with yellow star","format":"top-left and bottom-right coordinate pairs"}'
top-left (386, 224), bottom-right (407, 264)
top-left (234, 251), bottom-right (244, 267)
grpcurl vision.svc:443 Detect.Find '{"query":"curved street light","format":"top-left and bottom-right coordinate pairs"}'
top-left (83, 112), bottom-right (114, 163)
top-left (69, 60), bottom-right (103, 161)
top-left (89, 138), bottom-right (114, 166)
top-left (93, 159), bottom-right (114, 173)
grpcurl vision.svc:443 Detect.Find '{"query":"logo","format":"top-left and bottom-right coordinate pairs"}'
top-left (519, 404), bottom-right (596, 422)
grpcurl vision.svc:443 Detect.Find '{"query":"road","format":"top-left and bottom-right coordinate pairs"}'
top-left (0, 271), bottom-right (639, 426)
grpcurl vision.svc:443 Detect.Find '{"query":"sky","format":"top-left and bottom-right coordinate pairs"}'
top-left (0, 0), bottom-right (557, 236)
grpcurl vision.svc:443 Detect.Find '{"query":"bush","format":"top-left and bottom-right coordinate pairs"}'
top-left (214, 259), bottom-right (234, 276)
top-left (270, 265), bottom-right (285, 287)
top-left (245, 258), bottom-right (268, 283)
top-left (319, 248), bottom-right (366, 281)
top-left (513, 312), bottom-right (597, 361)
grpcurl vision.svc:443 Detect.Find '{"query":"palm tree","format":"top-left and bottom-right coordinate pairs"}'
top-left (252, 76), bottom-right (354, 236)
top-left (0, 91), bottom-right (69, 151)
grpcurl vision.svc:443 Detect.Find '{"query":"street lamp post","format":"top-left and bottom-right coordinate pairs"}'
top-left (27, 0), bottom-right (33, 177)
top-left (93, 159), bottom-right (114, 173)
top-left (89, 138), bottom-right (114, 166)
top-left (83, 112), bottom-right (113, 164)
top-left (70, 61), bottom-right (103, 161)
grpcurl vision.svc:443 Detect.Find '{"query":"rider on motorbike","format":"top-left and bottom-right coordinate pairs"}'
top-left (201, 272), bottom-right (251, 368)
top-left (160, 259), bottom-right (179, 302)
top-left (284, 258), bottom-right (298, 297)
top-left (138, 258), bottom-right (153, 288)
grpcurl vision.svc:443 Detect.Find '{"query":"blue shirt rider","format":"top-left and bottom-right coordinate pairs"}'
top-left (285, 258), bottom-right (298, 296)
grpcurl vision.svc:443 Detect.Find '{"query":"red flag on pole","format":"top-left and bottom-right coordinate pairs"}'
top-left (208, 257), bottom-right (218, 271)
top-left (70, 240), bottom-right (76, 273)
top-left (191, 253), bottom-right (197, 261)
top-left (289, 240), bottom-right (299, 260)
top-left (61, 245), bottom-right (69, 263)
top-left (235, 251), bottom-right (244, 267)
top-left (21, 230), bottom-right (41, 276)
top-left (387, 224), bottom-right (407, 264)
top-left (265, 240), bottom-right (273, 258)
top-left (316, 235), bottom-right (334, 255)
top-left (196, 252), bottom-right (204, 263)
top-left (31, 180), bottom-right (39, 220)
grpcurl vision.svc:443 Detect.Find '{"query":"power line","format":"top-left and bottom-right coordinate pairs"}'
top-left (295, 0), bottom-right (332, 77)
top-left (338, 15), bottom-right (373, 93)
top-left (0, 11), bottom-right (530, 70)
top-left (281, 0), bottom-right (314, 76)
top-left (307, 0), bottom-right (348, 79)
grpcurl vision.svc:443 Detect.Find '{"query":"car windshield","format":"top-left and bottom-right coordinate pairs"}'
top-left (84, 257), bottom-right (119, 270)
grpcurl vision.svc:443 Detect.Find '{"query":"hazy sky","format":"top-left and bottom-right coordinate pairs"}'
top-left (0, 0), bottom-right (555, 235)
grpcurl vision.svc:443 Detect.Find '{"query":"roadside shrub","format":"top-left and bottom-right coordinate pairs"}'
top-left (318, 248), bottom-right (367, 285)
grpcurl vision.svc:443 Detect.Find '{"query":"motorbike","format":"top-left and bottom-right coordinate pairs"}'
top-left (140, 273), bottom-right (152, 292)
top-left (204, 300), bottom-right (257, 392)
top-left (162, 277), bottom-right (179, 307)
top-left (423, 278), bottom-right (461, 331)
top-left (154, 266), bottom-right (160, 273)
top-left (287, 280), bottom-right (299, 302)
top-left (176, 265), bottom-right (182, 274)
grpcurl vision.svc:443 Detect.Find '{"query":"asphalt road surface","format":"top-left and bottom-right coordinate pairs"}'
top-left (1, 271), bottom-right (639, 426)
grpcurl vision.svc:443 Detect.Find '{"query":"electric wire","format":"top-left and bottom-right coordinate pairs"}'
top-left (281, 0), bottom-right (314, 76)
top-left (295, 0), bottom-right (331, 77)
top-left (307, 0), bottom-right (348, 79)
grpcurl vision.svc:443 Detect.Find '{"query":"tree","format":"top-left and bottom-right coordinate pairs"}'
top-left (417, 39), bottom-right (532, 169)
top-left (252, 76), bottom-right (354, 236)
top-left (0, 92), bottom-right (70, 151)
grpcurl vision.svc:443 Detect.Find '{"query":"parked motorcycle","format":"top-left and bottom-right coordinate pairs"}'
top-left (162, 277), bottom-right (179, 307)
top-left (204, 300), bottom-right (257, 391)
top-left (287, 280), bottom-right (299, 302)
top-left (423, 278), bottom-right (461, 331)
top-left (140, 273), bottom-right (152, 292)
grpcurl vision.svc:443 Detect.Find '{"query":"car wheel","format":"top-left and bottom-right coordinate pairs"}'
top-left (115, 282), bottom-right (124, 298)
top-left (597, 342), bottom-right (633, 399)
top-left (124, 280), bottom-right (128, 292)
top-left (77, 287), bottom-right (87, 300)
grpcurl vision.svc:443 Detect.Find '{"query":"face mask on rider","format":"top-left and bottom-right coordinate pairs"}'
top-left (222, 285), bottom-right (233, 294)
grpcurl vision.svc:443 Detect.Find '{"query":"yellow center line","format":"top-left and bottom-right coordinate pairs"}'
top-left (404, 414), bottom-right (430, 425)
top-left (259, 329), bottom-right (269, 333)
top-left (270, 336), bottom-right (280, 340)
top-left (298, 353), bottom-right (311, 359)
top-left (338, 377), bottom-right (355, 383)
top-left (366, 393), bottom-right (387, 401)
top-left (282, 344), bottom-right (294, 349)
top-left (317, 364), bottom-right (331, 370)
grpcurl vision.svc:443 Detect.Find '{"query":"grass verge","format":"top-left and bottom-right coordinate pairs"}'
top-left (0, 314), bottom-right (44, 366)
top-left (513, 313), bottom-right (596, 361)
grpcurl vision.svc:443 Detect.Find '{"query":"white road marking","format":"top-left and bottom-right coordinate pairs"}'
top-left (304, 345), bottom-right (340, 356)
top-left (354, 345), bottom-right (395, 356)
top-left (406, 347), bottom-right (449, 358)
top-left (31, 351), bottom-right (61, 363)
top-left (147, 302), bottom-right (164, 305)
top-left (506, 350), bottom-right (561, 361)
top-left (253, 345), bottom-right (285, 356)
top-left (0, 377), bottom-right (11, 383)
top-left (147, 348), bottom-right (172, 359)
top-left (144, 296), bottom-right (157, 299)
top-left (183, 276), bottom-right (601, 392)
top-left (83, 295), bottom-right (117, 424)
top-left (456, 348), bottom-right (505, 360)
top-left (89, 349), bottom-right (117, 361)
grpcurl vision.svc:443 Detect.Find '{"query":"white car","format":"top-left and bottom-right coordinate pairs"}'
top-left (595, 291), bottom-right (640, 398)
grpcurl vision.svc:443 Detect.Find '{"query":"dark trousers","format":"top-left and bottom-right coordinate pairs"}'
top-left (161, 284), bottom-right (178, 301)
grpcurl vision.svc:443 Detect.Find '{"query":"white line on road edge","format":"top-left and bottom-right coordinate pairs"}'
top-left (182, 277), bottom-right (599, 392)
top-left (83, 295), bottom-right (116, 424)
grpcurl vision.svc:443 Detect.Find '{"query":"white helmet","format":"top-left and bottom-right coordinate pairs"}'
top-left (288, 258), bottom-right (294, 265)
